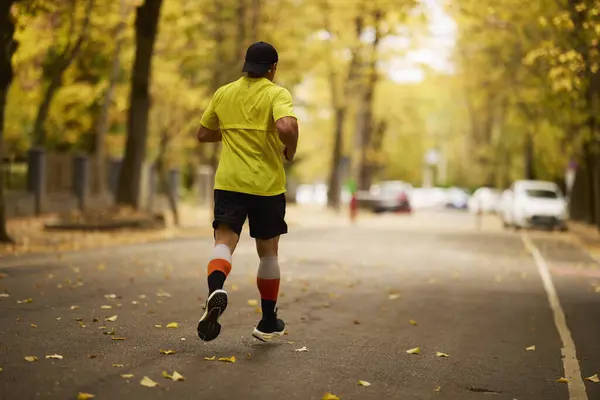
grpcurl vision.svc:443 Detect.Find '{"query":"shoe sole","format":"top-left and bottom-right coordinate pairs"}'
top-left (251, 327), bottom-right (285, 342)
top-left (197, 290), bottom-right (228, 342)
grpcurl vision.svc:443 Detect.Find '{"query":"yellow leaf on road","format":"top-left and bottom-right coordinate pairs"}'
top-left (112, 364), bottom-right (124, 368)
top-left (70, 305), bottom-right (80, 310)
top-left (526, 345), bottom-right (536, 351)
top-left (154, 325), bottom-right (162, 328)
top-left (77, 393), bottom-right (95, 400)
top-left (409, 319), bottom-right (417, 326)
top-left (556, 377), bottom-right (569, 383)
top-left (100, 305), bottom-right (112, 309)
top-left (218, 356), bottom-right (236, 363)
top-left (295, 346), bottom-right (308, 352)
top-left (204, 356), bottom-right (216, 361)
top-left (24, 356), bottom-right (38, 362)
top-left (406, 347), bottom-right (420, 354)
top-left (30, 324), bottom-right (37, 328)
top-left (97, 263), bottom-right (106, 271)
top-left (162, 370), bottom-right (185, 381)
top-left (0, 293), bottom-right (9, 297)
top-left (166, 322), bottom-right (179, 329)
top-left (231, 284), bottom-right (240, 291)
top-left (322, 393), bottom-right (340, 400)
top-left (434, 386), bottom-right (441, 392)
top-left (121, 374), bottom-right (134, 379)
top-left (247, 299), bottom-right (258, 306)
top-left (436, 352), bottom-right (449, 357)
top-left (160, 349), bottom-right (176, 355)
top-left (140, 376), bottom-right (158, 388)
top-left (17, 298), bottom-right (33, 304)
top-left (358, 380), bottom-right (371, 386)
top-left (585, 374), bottom-right (599, 383)
top-left (45, 354), bottom-right (63, 360)
top-left (388, 294), bottom-right (401, 300)
top-left (112, 337), bottom-right (126, 341)
top-left (105, 315), bottom-right (117, 322)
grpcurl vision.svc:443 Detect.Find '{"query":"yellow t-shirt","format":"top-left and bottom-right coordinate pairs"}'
top-left (200, 77), bottom-right (297, 196)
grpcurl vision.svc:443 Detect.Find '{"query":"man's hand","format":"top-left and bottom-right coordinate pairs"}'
top-left (283, 146), bottom-right (295, 162)
top-left (197, 125), bottom-right (222, 142)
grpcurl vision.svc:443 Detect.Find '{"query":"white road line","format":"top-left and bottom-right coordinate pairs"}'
top-left (521, 233), bottom-right (587, 400)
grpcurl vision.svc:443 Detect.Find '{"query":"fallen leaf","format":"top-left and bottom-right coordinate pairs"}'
top-left (295, 346), bottom-right (308, 352)
top-left (92, 318), bottom-right (99, 322)
top-left (204, 356), bottom-right (216, 361)
top-left (154, 324), bottom-right (162, 328)
top-left (231, 284), bottom-right (240, 291)
top-left (322, 393), bottom-right (340, 400)
top-left (30, 324), bottom-right (37, 328)
top-left (156, 291), bottom-right (171, 298)
top-left (585, 373), bottom-right (599, 383)
top-left (409, 319), bottom-right (417, 326)
top-left (0, 273), bottom-right (7, 279)
top-left (388, 294), bottom-right (401, 300)
top-left (70, 305), bottom-right (80, 310)
top-left (287, 341), bottom-right (295, 345)
top-left (526, 345), bottom-right (536, 351)
top-left (112, 336), bottom-right (126, 341)
top-left (76, 318), bottom-right (84, 322)
top-left (353, 320), bottom-right (361, 325)
top-left (162, 370), bottom-right (185, 381)
top-left (77, 393), bottom-right (95, 400)
top-left (45, 354), bottom-right (63, 360)
top-left (434, 386), bottom-right (441, 392)
top-left (0, 293), bottom-right (9, 297)
top-left (105, 315), bottom-right (118, 322)
top-left (247, 299), bottom-right (258, 306)
top-left (100, 305), bottom-right (112, 309)
top-left (436, 352), bottom-right (449, 358)
top-left (88, 354), bottom-right (97, 359)
top-left (358, 380), bottom-right (371, 387)
top-left (166, 322), bottom-right (179, 329)
top-left (112, 364), bottom-right (124, 368)
top-left (103, 328), bottom-right (116, 335)
top-left (0, 367), bottom-right (2, 372)
top-left (246, 353), bottom-right (251, 358)
top-left (24, 356), bottom-right (38, 362)
top-left (139, 294), bottom-right (147, 299)
top-left (556, 377), bottom-right (569, 383)
top-left (218, 356), bottom-right (236, 363)
top-left (121, 373), bottom-right (134, 379)
top-left (97, 263), bottom-right (106, 271)
top-left (140, 376), bottom-right (159, 388)
top-left (17, 298), bottom-right (33, 304)
top-left (160, 349), bottom-right (176, 355)
top-left (406, 347), bottom-right (421, 355)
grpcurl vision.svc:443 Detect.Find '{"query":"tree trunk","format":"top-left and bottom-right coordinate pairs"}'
top-left (323, 0), bottom-right (363, 208)
top-left (0, 0), bottom-right (17, 243)
top-left (94, 0), bottom-right (128, 195)
top-left (250, 0), bottom-right (260, 41)
top-left (33, 0), bottom-right (94, 147)
top-left (524, 130), bottom-right (535, 180)
top-left (236, 0), bottom-right (247, 59)
top-left (116, 0), bottom-right (163, 208)
top-left (154, 130), bottom-right (179, 226)
top-left (357, 8), bottom-right (383, 191)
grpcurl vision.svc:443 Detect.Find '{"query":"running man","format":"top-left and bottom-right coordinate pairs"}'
top-left (196, 42), bottom-right (299, 342)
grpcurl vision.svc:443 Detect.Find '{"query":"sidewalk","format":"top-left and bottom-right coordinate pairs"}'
top-left (568, 220), bottom-right (600, 262)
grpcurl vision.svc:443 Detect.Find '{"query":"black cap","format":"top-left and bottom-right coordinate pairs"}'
top-left (242, 42), bottom-right (278, 75)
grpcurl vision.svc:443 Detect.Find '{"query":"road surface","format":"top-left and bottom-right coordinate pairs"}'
top-left (1, 209), bottom-right (599, 399)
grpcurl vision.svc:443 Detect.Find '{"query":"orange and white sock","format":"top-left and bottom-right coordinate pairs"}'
top-left (256, 256), bottom-right (280, 316)
top-left (207, 244), bottom-right (232, 295)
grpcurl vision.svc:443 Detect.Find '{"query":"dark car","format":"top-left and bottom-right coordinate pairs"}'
top-left (371, 181), bottom-right (412, 213)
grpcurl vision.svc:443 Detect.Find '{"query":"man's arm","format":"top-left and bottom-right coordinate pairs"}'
top-left (272, 88), bottom-right (299, 161)
top-left (198, 92), bottom-right (221, 143)
top-left (276, 117), bottom-right (299, 161)
top-left (197, 125), bottom-right (222, 142)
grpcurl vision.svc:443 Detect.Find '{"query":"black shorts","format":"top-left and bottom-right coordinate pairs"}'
top-left (213, 189), bottom-right (288, 240)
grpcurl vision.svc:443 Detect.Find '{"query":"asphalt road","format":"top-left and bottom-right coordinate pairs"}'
top-left (1, 209), bottom-right (599, 400)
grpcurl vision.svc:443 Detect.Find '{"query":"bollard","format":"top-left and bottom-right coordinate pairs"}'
top-left (108, 158), bottom-right (123, 197)
top-left (147, 164), bottom-right (157, 212)
top-left (27, 148), bottom-right (46, 215)
top-left (168, 168), bottom-right (180, 202)
top-left (73, 154), bottom-right (89, 211)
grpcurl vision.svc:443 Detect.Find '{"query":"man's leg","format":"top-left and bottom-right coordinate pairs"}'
top-left (248, 193), bottom-right (287, 341)
top-left (198, 190), bottom-right (247, 342)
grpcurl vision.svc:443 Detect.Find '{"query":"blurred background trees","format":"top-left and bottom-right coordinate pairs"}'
top-left (1, 0), bottom-right (599, 237)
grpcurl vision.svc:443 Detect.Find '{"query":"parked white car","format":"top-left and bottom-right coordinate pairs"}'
top-left (500, 180), bottom-right (568, 230)
top-left (468, 187), bottom-right (501, 214)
